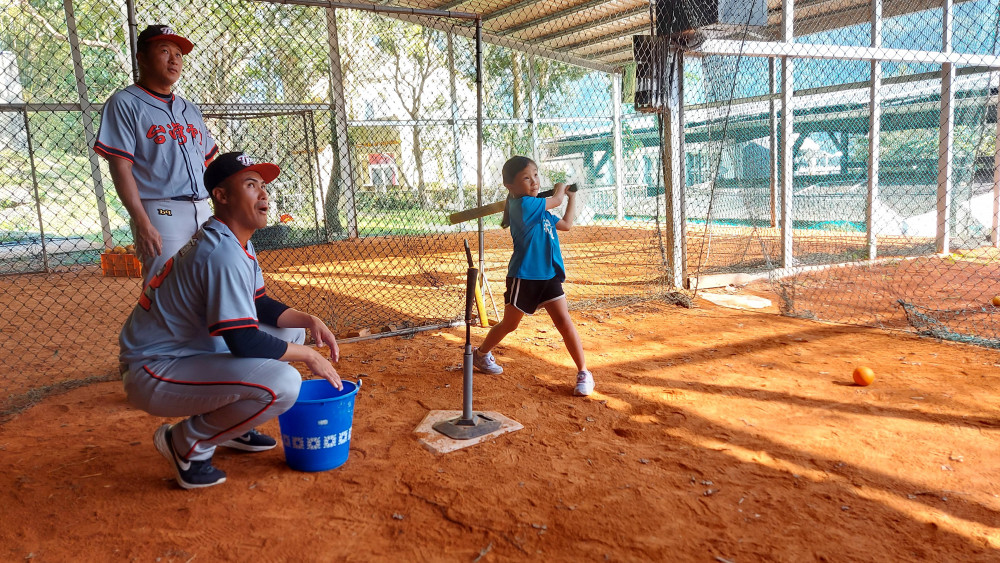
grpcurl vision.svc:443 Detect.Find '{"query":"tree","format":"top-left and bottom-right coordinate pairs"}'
top-left (465, 43), bottom-right (589, 159)
top-left (377, 25), bottom-right (449, 205)
top-left (2, 0), bottom-right (131, 152)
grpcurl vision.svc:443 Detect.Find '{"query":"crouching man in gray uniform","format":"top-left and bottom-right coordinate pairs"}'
top-left (119, 152), bottom-right (342, 489)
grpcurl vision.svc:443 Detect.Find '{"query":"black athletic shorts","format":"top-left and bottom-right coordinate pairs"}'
top-left (504, 276), bottom-right (565, 315)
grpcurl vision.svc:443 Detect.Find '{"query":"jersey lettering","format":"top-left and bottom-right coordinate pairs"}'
top-left (97, 86), bottom-right (216, 202)
top-left (146, 124), bottom-right (167, 144)
top-left (168, 123), bottom-right (187, 144)
top-left (158, 208), bottom-right (172, 216)
top-left (147, 123), bottom-right (203, 147)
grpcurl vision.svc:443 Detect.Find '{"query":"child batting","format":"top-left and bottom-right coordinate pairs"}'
top-left (472, 156), bottom-right (594, 396)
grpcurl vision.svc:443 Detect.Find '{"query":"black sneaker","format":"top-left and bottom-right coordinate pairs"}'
top-left (153, 424), bottom-right (227, 489)
top-left (220, 428), bottom-right (277, 452)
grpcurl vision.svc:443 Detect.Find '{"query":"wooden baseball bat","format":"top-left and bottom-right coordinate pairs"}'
top-left (447, 184), bottom-right (578, 225)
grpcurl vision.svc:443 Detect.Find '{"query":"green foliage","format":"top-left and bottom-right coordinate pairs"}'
top-left (460, 43), bottom-right (590, 158)
top-left (622, 121), bottom-right (644, 158)
top-left (0, 1), bottom-right (634, 245)
top-left (544, 169), bottom-right (569, 184)
top-left (978, 129), bottom-right (996, 157)
top-left (850, 124), bottom-right (992, 164)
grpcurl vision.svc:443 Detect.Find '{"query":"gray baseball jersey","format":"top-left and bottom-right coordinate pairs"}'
top-left (119, 217), bottom-right (267, 364)
top-left (95, 84), bottom-right (218, 200)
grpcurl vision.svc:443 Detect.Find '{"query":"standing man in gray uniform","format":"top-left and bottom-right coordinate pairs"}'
top-left (94, 25), bottom-right (219, 286)
top-left (119, 152), bottom-right (342, 489)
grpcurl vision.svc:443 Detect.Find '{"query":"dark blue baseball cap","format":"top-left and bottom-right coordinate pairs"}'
top-left (204, 152), bottom-right (280, 190)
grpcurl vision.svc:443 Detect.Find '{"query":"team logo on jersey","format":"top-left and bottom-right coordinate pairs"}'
top-left (237, 154), bottom-right (254, 167)
top-left (158, 208), bottom-right (172, 216)
top-left (146, 123), bottom-right (202, 146)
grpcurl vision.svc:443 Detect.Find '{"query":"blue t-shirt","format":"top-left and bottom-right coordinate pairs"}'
top-left (506, 195), bottom-right (565, 281)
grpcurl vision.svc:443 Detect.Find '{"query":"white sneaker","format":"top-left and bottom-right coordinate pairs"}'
top-left (574, 370), bottom-right (595, 396)
top-left (472, 347), bottom-right (503, 374)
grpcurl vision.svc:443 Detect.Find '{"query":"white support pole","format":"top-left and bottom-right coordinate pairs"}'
top-left (63, 0), bottom-right (113, 252)
top-left (447, 33), bottom-right (466, 227)
top-left (326, 7), bottom-right (357, 239)
top-left (769, 57), bottom-right (779, 228)
top-left (527, 55), bottom-right (539, 162)
top-left (992, 74), bottom-right (1000, 247)
top-left (781, 0), bottom-right (795, 268)
top-left (476, 19), bottom-right (485, 271)
top-left (612, 74), bottom-right (625, 221)
top-left (695, 40), bottom-right (1000, 67)
top-left (22, 111), bottom-right (49, 272)
top-left (867, 0), bottom-right (882, 259)
top-left (663, 50), bottom-right (686, 288)
top-left (937, 0), bottom-right (954, 254)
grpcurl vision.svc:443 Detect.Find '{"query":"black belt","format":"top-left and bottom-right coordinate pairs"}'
top-left (170, 195), bottom-right (205, 201)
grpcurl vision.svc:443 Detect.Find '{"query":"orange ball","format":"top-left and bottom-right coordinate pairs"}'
top-left (853, 366), bottom-right (875, 386)
top-left (992, 296), bottom-right (1000, 307)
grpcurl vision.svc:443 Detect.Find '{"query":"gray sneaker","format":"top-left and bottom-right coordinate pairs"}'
top-left (472, 347), bottom-right (503, 374)
top-left (574, 370), bottom-right (595, 396)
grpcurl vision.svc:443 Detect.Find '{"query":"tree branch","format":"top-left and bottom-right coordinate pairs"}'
top-left (20, 0), bottom-right (128, 71)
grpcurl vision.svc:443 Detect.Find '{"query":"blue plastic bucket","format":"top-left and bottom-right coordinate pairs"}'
top-left (278, 379), bottom-right (360, 472)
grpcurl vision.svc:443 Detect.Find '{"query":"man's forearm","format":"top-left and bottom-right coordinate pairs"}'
top-left (275, 307), bottom-right (317, 330)
top-left (107, 158), bottom-right (149, 226)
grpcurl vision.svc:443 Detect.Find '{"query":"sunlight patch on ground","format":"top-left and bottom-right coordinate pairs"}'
top-left (663, 425), bottom-right (1000, 550)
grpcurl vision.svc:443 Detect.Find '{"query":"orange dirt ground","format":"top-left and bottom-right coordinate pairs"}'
top-left (3, 294), bottom-right (1000, 561)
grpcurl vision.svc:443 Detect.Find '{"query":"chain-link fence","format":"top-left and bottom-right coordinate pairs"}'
top-left (0, 1), bottom-right (678, 419)
top-left (662, 0), bottom-right (1000, 341)
top-left (2, 0), bottom-right (998, 420)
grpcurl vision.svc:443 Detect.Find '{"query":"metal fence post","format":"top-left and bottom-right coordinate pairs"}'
top-left (126, 0), bottom-right (138, 84)
top-left (994, 76), bottom-right (1000, 247)
top-left (447, 32), bottom-right (466, 226)
top-left (613, 74), bottom-right (625, 221)
top-left (476, 18), bottom-right (485, 273)
top-left (528, 54), bottom-right (539, 162)
top-left (663, 49), bottom-right (686, 289)
top-left (63, 0), bottom-right (113, 252)
top-left (781, 0), bottom-right (795, 268)
top-left (937, 0), bottom-right (955, 254)
top-left (22, 110), bottom-right (49, 273)
top-left (769, 57), bottom-right (779, 228)
top-left (868, 0), bottom-right (882, 259)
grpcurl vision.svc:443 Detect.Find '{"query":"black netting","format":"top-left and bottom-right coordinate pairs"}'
top-left (1, 0), bottom-right (998, 419)
top-left (1, 1), bottom-right (682, 418)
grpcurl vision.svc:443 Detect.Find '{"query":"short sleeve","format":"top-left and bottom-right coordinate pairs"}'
top-left (247, 241), bottom-right (266, 299)
top-left (203, 129), bottom-right (218, 162)
top-left (517, 196), bottom-right (547, 228)
top-left (196, 108), bottom-right (218, 162)
top-left (205, 250), bottom-right (259, 335)
top-left (93, 93), bottom-right (136, 163)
